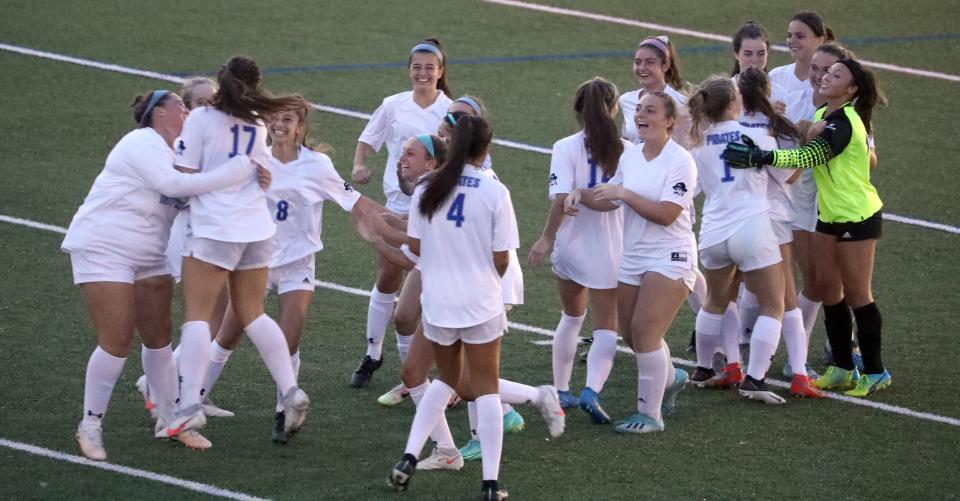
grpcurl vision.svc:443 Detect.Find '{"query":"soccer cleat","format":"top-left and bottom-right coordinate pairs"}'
top-left (282, 387), bottom-right (310, 434)
top-left (690, 367), bottom-right (717, 388)
top-left (377, 383), bottom-right (409, 406)
top-left (813, 366), bottom-right (860, 391)
top-left (350, 355), bottom-right (383, 388)
top-left (557, 390), bottom-right (580, 409)
top-left (844, 369), bottom-right (892, 398)
top-left (273, 411), bottom-right (288, 443)
top-left (76, 421), bottom-right (106, 461)
top-left (782, 364), bottom-right (820, 380)
top-left (577, 336), bottom-right (593, 363)
top-left (482, 481), bottom-right (509, 500)
top-left (459, 438), bottom-right (482, 461)
top-left (447, 393), bottom-right (463, 409)
top-left (714, 363), bottom-right (744, 389)
top-left (686, 329), bottom-right (696, 353)
top-left (578, 387), bottom-right (611, 424)
top-left (201, 398), bottom-right (235, 418)
top-left (157, 409), bottom-right (206, 439)
top-left (661, 368), bottom-right (689, 416)
top-left (174, 430), bottom-right (212, 450)
top-left (852, 349), bottom-right (865, 373)
top-left (711, 352), bottom-right (727, 374)
top-left (613, 413), bottom-right (664, 434)
top-left (790, 375), bottom-right (827, 399)
top-left (738, 376), bottom-right (786, 404)
top-left (388, 454), bottom-right (417, 492)
top-left (502, 408), bottom-right (525, 434)
top-left (534, 385), bottom-right (566, 438)
top-left (135, 375), bottom-right (157, 419)
top-left (416, 447), bottom-right (464, 471)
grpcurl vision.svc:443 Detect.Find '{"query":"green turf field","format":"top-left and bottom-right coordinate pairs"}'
top-left (1, 1), bottom-right (959, 499)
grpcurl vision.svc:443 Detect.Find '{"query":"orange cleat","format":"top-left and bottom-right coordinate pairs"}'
top-left (790, 375), bottom-right (828, 398)
top-left (714, 363), bottom-right (744, 389)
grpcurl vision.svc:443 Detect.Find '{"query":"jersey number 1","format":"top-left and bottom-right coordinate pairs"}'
top-left (229, 125), bottom-right (257, 158)
top-left (587, 159), bottom-right (613, 188)
top-left (446, 193), bottom-right (465, 227)
top-left (719, 154), bottom-right (735, 183)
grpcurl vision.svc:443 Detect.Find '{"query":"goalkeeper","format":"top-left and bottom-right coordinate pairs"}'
top-left (721, 57), bottom-right (891, 397)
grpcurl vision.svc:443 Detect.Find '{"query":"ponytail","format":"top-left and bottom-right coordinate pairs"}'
top-left (575, 77), bottom-right (623, 177)
top-left (687, 76), bottom-right (736, 147)
top-left (214, 55), bottom-right (302, 124)
top-left (418, 116), bottom-right (491, 220)
top-left (737, 67), bottom-right (801, 144)
top-left (838, 59), bottom-right (887, 136)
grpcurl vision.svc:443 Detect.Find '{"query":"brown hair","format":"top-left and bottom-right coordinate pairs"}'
top-left (645, 91), bottom-right (679, 134)
top-left (687, 76), bottom-right (737, 147)
top-left (575, 77), bottom-right (623, 177)
top-left (409, 38), bottom-right (452, 98)
top-left (815, 42), bottom-right (853, 61)
top-left (265, 95), bottom-right (332, 153)
top-left (731, 21), bottom-right (770, 76)
top-left (180, 76), bottom-right (217, 110)
top-left (418, 115), bottom-right (491, 220)
top-left (791, 11), bottom-right (835, 41)
top-left (837, 59), bottom-right (888, 136)
top-left (637, 36), bottom-right (684, 91)
top-left (737, 67), bottom-right (801, 145)
top-left (131, 90), bottom-right (173, 128)
top-left (213, 55), bottom-right (302, 124)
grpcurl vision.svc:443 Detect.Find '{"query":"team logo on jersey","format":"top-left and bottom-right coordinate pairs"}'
top-left (176, 139), bottom-right (186, 155)
top-left (548, 173), bottom-right (558, 186)
top-left (672, 182), bottom-right (687, 196)
top-left (343, 181), bottom-right (354, 192)
top-left (670, 251), bottom-right (688, 263)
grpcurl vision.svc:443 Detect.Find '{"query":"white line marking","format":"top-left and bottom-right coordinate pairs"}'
top-left (2, 43), bottom-right (955, 235)
top-left (0, 438), bottom-right (270, 501)
top-left (480, 0), bottom-right (960, 83)
top-left (2, 213), bottom-right (959, 428)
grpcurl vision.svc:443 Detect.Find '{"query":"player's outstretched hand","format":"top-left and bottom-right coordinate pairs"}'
top-left (254, 162), bottom-right (272, 190)
top-left (721, 134), bottom-right (770, 169)
top-left (352, 163), bottom-right (372, 184)
top-left (527, 236), bottom-right (553, 270)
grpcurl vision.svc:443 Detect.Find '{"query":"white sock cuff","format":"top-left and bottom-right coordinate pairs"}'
top-left (592, 329), bottom-right (618, 343)
top-left (633, 349), bottom-right (661, 362)
top-left (141, 343), bottom-right (172, 355)
top-left (431, 379), bottom-right (456, 398)
top-left (396, 331), bottom-right (414, 341)
top-left (725, 301), bottom-right (738, 313)
top-left (181, 320), bottom-right (209, 332)
top-left (210, 341), bottom-right (233, 362)
top-left (695, 311), bottom-right (724, 333)
top-left (798, 292), bottom-right (820, 306)
top-left (94, 345), bottom-right (127, 364)
top-left (475, 393), bottom-right (501, 406)
top-left (752, 316), bottom-right (782, 345)
top-left (370, 287), bottom-right (396, 304)
top-left (560, 311), bottom-right (586, 322)
top-left (243, 313), bottom-right (272, 331)
top-left (783, 308), bottom-right (802, 320)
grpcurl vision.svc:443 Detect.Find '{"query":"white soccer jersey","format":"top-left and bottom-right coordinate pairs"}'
top-left (619, 86), bottom-right (688, 145)
top-left (63, 127), bottom-right (251, 264)
top-left (738, 111), bottom-right (796, 224)
top-left (611, 139), bottom-right (698, 273)
top-left (478, 164), bottom-right (524, 306)
top-left (358, 91), bottom-right (453, 213)
top-left (768, 63), bottom-right (808, 95)
top-left (784, 86), bottom-right (819, 228)
top-left (267, 147), bottom-right (362, 268)
top-left (690, 120), bottom-right (777, 250)
top-left (408, 165), bottom-right (520, 328)
top-left (548, 131), bottom-right (626, 289)
top-left (176, 107), bottom-right (276, 243)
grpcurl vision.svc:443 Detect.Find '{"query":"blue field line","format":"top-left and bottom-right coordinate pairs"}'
top-left (173, 32), bottom-right (960, 78)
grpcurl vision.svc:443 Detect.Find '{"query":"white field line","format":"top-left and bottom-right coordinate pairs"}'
top-left (3, 214), bottom-right (959, 428)
top-left (480, 0), bottom-right (960, 83)
top-left (3, 42), bottom-right (957, 235)
top-left (0, 438), bottom-right (270, 501)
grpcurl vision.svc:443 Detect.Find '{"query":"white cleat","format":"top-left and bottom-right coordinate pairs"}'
top-left (535, 385), bottom-right (566, 438)
top-left (738, 388), bottom-right (787, 404)
top-left (377, 383), bottom-right (410, 406)
top-left (282, 387), bottom-right (310, 433)
top-left (155, 417), bottom-right (212, 450)
top-left (156, 409), bottom-right (206, 439)
top-left (76, 421), bottom-right (106, 461)
top-left (135, 375), bottom-right (158, 419)
top-left (202, 398), bottom-right (235, 418)
top-left (416, 447), bottom-right (464, 471)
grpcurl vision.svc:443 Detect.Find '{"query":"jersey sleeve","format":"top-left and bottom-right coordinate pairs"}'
top-left (406, 186), bottom-right (424, 240)
top-left (547, 140), bottom-right (575, 198)
top-left (135, 142), bottom-right (252, 197)
top-left (316, 156), bottom-right (362, 212)
top-left (175, 110), bottom-right (205, 170)
top-left (492, 189), bottom-right (520, 252)
top-left (659, 154), bottom-right (696, 208)
top-left (357, 98), bottom-right (391, 152)
top-left (771, 111), bottom-right (852, 169)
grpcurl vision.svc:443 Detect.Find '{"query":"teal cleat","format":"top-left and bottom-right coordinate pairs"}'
top-left (502, 408), bottom-right (525, 434)
top-left (613, 413), bottom-right (664, 434)
top-left (661, 368), bottom-right (689, 416)
top-left (459, 438), bottom-right (482, 461)
top-left (844, 369), bottom-right (891, 397)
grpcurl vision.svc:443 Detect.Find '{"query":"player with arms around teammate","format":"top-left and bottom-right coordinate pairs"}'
top-left (63, 90), bottom-right (265, 459)
top-left (723, 57), bottom-right (890, 397)
top-left (528, 77), bottom-right (627, 423)
top-left (388, 115), bottom-right (519, 501)
top-left (349, 38), bottom-right (454, 389)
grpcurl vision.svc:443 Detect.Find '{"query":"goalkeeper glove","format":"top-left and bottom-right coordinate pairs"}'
top-left (721, 134), bottom-right (773, 168)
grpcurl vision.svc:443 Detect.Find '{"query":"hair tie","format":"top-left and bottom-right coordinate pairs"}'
top-left (140, 90), bottom-right (170, 126)
top-left (445, 113), bottom-right (458, 127)
top-left (410, 43), bottom-right (443, 62)
top-left (415, 134), bottom-right (436, 159)
top-left (455, 96), bottom-right (482, 116)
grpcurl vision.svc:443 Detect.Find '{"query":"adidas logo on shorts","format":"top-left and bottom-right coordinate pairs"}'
top-left (302, 277), bottom-right (311, 284)
top-left (671, 251), bottom-right (688, 263)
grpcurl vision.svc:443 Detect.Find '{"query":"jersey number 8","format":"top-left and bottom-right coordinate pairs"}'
top-left (276, 200), bottom-right (289, 221)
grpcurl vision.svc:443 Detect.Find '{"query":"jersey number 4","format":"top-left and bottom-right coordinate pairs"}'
top-left (446, 193), bottom-right (465, 227)
top-left (229, 125), bottom-right (257, 158)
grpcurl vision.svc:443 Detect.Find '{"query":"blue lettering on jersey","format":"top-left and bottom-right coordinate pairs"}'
top-left (159, 195), bottom-right (189, 210)
top-left (706, 131), bottom-right (741, 145)
top-left (738, 122), bottom-right (769, 129)
top-left (457, 176), bottom-right (481, 188)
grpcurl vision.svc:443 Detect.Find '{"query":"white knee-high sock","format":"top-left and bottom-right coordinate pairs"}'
top-left (365, 287), bottom-right (396, 360)
top-left (798, 293), bottom-right (822, 343)
top-left (82, 347), bottom-right (126, 425)
top-left (404, 379), bottom-right (455, 458)
top-left (585, 329), bottom-right (618, 392)
top-left (277, 351), bottom-right (302, 412)
top-left (476, 393), bottom-right (504, 482)
top-left (720, 302), bottom-right (741, 364)
top-left (738, 287), bottom-right (760, 345)
top-left (244, 314), bottom-right (297, 396)
top-left (747, 316), bottom-right (783, 380)
top-left (694, 311), bottom-right (723, 369)
top-left (634, 348), bottom-right (669, 422)
top-left (552, 312), bottom-right (585, 391)
top-left (467, 400), bottom-right (479, 440)
top-left (178, 321), bottom-right (211, 411)
top-left (687, 268), bottom-right (707, 314)
top-left (407, 381), bottom-right (457, 451)
top-left (396, 331), bottom-right (414, 364)
top-left (782, 309), bottom-right (808, 376)
top-left (142, 344), bottom-right (178, 422)
top-left (201, 340), bottom-right (233, 401)
top-left (661, 340), bottom-right (676, 386)
top-left (498, 378), bottom-right (540, 405)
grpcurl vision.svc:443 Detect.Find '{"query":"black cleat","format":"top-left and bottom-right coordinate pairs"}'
top-left (577, 336), bottom-right (593, 363)
top-left (350, 355), bottom-right (383, 388)
top-left (388, 454), bottom-right (417, 492)
top-left (690, 366), bottom-right (717, 388)
top-left (687, 329), bottom-right (697, 353)
top-left (273, 411), bottom-right (288, 443)
top-left (482, 480), bottom-right (509, 500)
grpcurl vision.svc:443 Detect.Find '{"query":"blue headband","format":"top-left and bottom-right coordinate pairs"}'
top-left (410, 43), bottom-right (443, 62)
top-left (140, 90), bottom-right (170, 125)
top-left (415, 134), bottom-right (436, 159)
top-left (455, 96), bottom-right (482, 116)
top-left (445, 113), bottom-right (458, 127)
